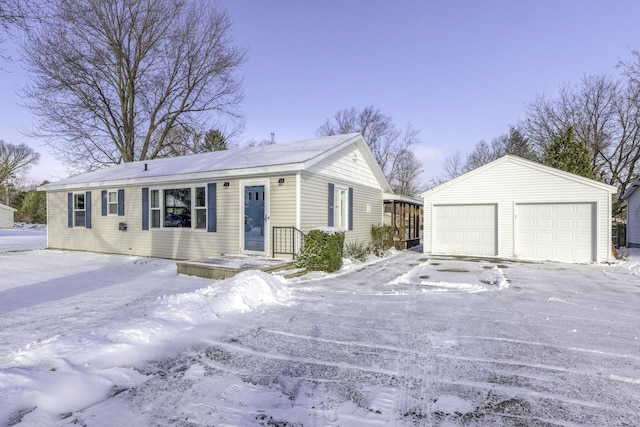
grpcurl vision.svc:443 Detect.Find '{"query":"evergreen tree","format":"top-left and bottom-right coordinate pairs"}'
top-left (17, 188), bottom-right (47, 224)
top-left (542, 127), bottom-right (597, 179)
top-left (503, 126), bottom-right (537, 160)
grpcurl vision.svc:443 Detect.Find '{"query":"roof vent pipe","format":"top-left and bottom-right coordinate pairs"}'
top-left (144, 163), bottom-right (148, 171)
top-left (271, 132), bottom-right (275, 144)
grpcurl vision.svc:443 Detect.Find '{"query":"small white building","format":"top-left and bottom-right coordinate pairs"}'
top-left (39, 134), bottom-right (393, 260)
top-left (621, 176), bottom-right (640, 248)
top-left (422, 155), bottom-right (617, 263)
top-left (0, 203), bottom-right (17, 229)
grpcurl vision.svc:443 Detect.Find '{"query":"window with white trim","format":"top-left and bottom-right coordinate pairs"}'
top-left (194, 186), bottom-right (207, 229)
top-left (148, 186), bottom-right (212, 230)
top-left (74, 193), bottom-right (86, 227)
top-left (334, 186), bottom-right (349, 229)
top-left (107, 190), bottom-right (118, 215)
top-left (150, 189), bottom-right (161, 228)
top-left (164, 188), bottom-right (191, 227)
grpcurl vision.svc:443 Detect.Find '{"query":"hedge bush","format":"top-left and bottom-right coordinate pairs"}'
top-left (370, 224), bottom-right (394, 256)
top-left (297, 228), bottom-right (345, 272)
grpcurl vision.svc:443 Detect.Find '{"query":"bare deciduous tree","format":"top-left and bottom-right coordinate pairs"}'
top-left (442, 150), bottom-right (465, 180)
top-left (0, 140), bottom-right (40, 186)
top-left (316, 106), bottom-right (422, 195)
top-left (390, 150), bottom-right (423, 196)
top-left (22, 0), bottom-right (246, 171)
top-left (523, 72), bottom-right (640, 213)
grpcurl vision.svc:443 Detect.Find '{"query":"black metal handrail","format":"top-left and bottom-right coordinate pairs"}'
top-left (272, 226), bottom-right (305, 259)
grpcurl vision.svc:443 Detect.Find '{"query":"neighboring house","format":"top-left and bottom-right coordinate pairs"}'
top-left (422, 155), bottom-right (617, 263)
top-left (39, 133), bottom-right (392, 260)
top-left (0, 203), bottom-right (17, 228)
top-left (621, 176), bottom-right (640, 248)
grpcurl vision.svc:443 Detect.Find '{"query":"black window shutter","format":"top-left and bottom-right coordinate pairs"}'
top-left (141, 188), bottom-right (149, 230)
top-left (207, 183), bottom-right (216, 232)
top-left (118, 189), bottom-right (125, 216)
top-left (85, 191), bottom-right (92, 229)
top-left (328, 183), bottom-right (334, 226)
top-left (101, 190), bottom-right (107, 216)
top-left (68, 192), bottom-right (73, 228)
top-left (348, 187), bottom-right (354, 231)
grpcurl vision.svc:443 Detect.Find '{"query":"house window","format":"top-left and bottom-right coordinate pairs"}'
top-left (334, 186), bottom-right (348, 229)
top-left (195, 186), bottom-right (206, 229)
top-left (146, 185), bottom-right (214, 230)
top-left (74, 193), bottom-right (86, 227)
top-left (150, 189), bottom-right (161, 228)
top-left (107, 190), bottom-right (118, 215)
top-left (164, 188), bottom-right (191, 227)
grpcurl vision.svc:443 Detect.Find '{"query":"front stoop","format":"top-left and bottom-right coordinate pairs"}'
top-left (176, 255), bottom-right (300, 280)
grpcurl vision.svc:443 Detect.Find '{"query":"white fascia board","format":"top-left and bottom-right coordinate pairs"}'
top-left (39, 163), bottom-right (307, 191)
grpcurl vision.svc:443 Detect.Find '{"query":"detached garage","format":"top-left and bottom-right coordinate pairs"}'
top-left (422, 155), bottom-right (617, 263)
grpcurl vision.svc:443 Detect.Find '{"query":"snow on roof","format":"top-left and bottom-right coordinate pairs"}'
top-left (41, 133), bottom-right (364, 190)
top-left (621, 176), bottom-right (640, 200)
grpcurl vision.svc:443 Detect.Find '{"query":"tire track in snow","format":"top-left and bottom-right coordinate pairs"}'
top-left (392, 285), bottom-right (439, 426)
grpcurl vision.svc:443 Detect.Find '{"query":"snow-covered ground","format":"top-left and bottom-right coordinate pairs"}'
top-left (0, 228), bottom-right (639, 426)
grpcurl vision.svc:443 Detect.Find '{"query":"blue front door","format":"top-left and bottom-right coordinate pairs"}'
top-left (244, 185), bottom-right (265, 252)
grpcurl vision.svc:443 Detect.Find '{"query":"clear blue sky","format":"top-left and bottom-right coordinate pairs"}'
top-left (2, 0), bottom-right (640, 186)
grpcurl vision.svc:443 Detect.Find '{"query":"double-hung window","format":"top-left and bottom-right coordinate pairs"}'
top-left (194, 186), bottom-right (207, 229)
top-left (74, 193), bottom-right (86, 227)
top-left (107, 190), bottom-right (118, 215)
top-left (150, 189), bottom-right (161, 228)
top-left (333, 186), bottom-right (349, 229)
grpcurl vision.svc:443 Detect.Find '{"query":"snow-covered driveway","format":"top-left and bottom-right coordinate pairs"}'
top-left (0, 236), bottom-right (639, 426)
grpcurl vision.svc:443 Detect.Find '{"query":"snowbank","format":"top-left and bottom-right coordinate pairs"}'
top-left (155, 270), bottom-right (291, 323)
top-left (0, 270), bottom-right (291, 423)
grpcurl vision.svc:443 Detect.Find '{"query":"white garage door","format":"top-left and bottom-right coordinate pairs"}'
top-left (516, 203), bottom-right (594, 263)
top-left (433, 204), bottom-right (497, 256)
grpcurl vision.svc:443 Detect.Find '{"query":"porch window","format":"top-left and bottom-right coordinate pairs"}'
top-left (74, 193), bottom-right (86, 227)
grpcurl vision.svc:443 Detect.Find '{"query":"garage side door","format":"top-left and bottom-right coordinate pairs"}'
top-left (516, 203), bottom-right (594, 262)
top-left (433, 204), bottom-right (497, 256)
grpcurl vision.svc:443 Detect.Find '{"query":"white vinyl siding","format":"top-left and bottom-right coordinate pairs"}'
top-left (307, 146), bottom-right (380, 188)
top-left (300, 171), bottom-right (382, 246)
top-left (0, 204), bottom-right (16, 229)
top-left (268, 175), bottom-right (297, 229)
top-left (516, 203), bottom-right (594, 262)
top-left (47, 181), bottom-right (239, 260)
top-left (433, 204), bottom-right (496, 256)
top-left (423, 156), bottom-right (615, 263)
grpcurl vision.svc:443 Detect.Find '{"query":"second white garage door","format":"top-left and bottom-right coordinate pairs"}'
top-left (516, 203), bottom-right (594, 263)
top-left (433, 204), bottom-right (497, 256)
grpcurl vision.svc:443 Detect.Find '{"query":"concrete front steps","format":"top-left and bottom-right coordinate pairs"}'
top-left (177, 255), bottom-right (306, 280)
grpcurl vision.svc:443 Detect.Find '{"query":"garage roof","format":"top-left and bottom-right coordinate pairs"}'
top-left (422, 155), bottom-right (616, 197)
